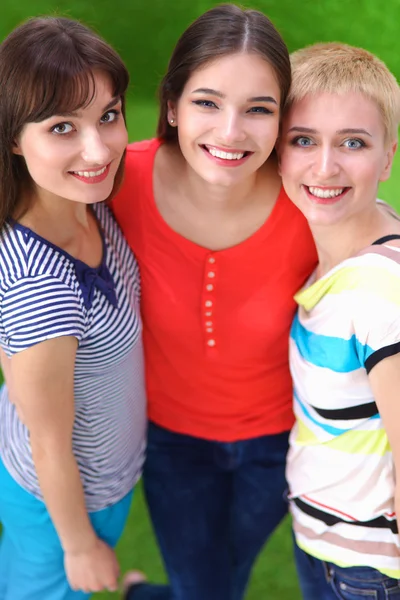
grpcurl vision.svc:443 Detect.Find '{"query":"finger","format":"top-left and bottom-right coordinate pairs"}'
top-left (105, 575), bottom-right (118, 592)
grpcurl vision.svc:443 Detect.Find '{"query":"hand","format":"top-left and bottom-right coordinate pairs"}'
top-left (64, 538), bottom-right (120, 593)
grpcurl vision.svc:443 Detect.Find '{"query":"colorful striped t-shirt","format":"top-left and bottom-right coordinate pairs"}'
top-left (287, 238), bottom-right (400, 578)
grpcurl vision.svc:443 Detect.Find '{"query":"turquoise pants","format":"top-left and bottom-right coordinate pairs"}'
top-left (0, 456), bottom-right (133, 600)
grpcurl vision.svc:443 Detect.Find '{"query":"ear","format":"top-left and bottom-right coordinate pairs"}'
top-left (12, 139), bottom-right (23, 156)
top-left (167, 100), bottom-right (177, 127)
top-left (379, 139), bottom-right (397, 182)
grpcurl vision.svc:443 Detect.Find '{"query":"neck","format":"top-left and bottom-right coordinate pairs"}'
top-left (311, 203), bottom-right (397, 277)
top-left (18, 189), bottom-right (92, 242)
top-left (181, 158), bottom-right (277, 215)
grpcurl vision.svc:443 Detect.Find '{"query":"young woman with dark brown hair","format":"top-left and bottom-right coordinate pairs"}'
top-left (112, 5), bottom-right (317, 599)
top-left (0, 17), bottom-right (146, 599)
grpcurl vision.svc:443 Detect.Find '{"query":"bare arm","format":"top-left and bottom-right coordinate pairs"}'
top-left (10, 337), bottom-right (119, 592)
top-left (369, 353), bottom-right (400, 540)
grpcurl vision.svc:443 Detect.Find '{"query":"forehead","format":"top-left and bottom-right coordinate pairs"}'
top-left (284, 91), bottom-right (384, 135)
top-left (183, 52), bottom-right (280, 97)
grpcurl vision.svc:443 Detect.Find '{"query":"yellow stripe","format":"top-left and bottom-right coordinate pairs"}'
top-left (295, 421), bottom-right (390, 456)
top-left (296, 539), bottom-right (400, 579)
top-left (296, 265), bottom-right (400, 311)
top-left (328, 428), bottom-right (390, 456)
top-left (295, 418), bottom-right (320, 445)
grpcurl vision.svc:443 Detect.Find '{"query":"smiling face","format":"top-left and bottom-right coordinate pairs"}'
top-left (14, 71), bottom-right (128, 207)
top-left (279, 91), bottom-right (396, 228)
top-left (168, 52), bottom-right (281, 187)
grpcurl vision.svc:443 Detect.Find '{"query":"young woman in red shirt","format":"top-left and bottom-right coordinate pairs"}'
top-left (114, 5), bottom-right (317, 599)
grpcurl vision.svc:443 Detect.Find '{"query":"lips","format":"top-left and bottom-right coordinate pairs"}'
top-left (72, 166), bottom-right (107, 178)
top-left (69, 163), bottom-right (111, 184)
top-left (201, 144), bottom-right (253, 167)
top-left (304, 185), bottom-right (350, 203)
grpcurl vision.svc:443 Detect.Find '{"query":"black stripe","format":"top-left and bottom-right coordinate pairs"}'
top-left (293, 497), bottom-right (398, 534)
top-left (372, 234), bottom-right (400, 245)
top-left (365, 341), bottom-right (400, 373)
top-left (311, 401), bottom-right (378, 420)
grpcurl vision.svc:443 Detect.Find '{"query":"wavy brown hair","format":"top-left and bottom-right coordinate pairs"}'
top-left (157, 3), bottom-right (291, 143)
top-left (0, 16), bottom-right (129, 229)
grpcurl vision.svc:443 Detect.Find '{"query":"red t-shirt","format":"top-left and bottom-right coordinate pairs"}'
top-left (112, 138), bottom-right (317, 441)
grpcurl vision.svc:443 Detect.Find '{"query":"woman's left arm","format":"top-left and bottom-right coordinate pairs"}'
top-left (369, 354), bottom-right (400, 534)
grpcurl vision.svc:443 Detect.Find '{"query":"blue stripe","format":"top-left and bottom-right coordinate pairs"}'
top-left (294, 389), bottom-right (348, 436)
top-left (291, 313), bottom-right (374, 372)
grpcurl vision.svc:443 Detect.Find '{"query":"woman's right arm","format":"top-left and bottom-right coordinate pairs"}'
top-left (10, 336), bottom-right (120, 593)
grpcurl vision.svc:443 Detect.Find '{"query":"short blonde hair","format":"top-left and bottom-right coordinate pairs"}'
top-left (286, 43), bottom-right (400, 142)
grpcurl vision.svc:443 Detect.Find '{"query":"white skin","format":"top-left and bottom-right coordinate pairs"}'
top-left (154, 51), bottom-right (283, 251)
top-left (279, 90), bottom-right (400, 532)
top-left (4, 70), bottom-right (128, 593)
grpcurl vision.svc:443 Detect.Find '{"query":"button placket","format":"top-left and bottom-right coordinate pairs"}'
top-left (203, 253), bottom-right (218, 350)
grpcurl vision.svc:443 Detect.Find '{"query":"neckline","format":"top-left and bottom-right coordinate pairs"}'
top-left (372, 234), bottom-right (400, 245)
top-left (147, 138), bottom-right (286, 256)
top-left (9, 205), bottom-right (107, 272)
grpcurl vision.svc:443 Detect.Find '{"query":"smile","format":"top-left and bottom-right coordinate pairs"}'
top-left (201, 145), bottom-right (252, 166)
top-left (305, 185), bottom-right (350, 203)
top-left (69, 164), bottom-right (111, 184)
top-left (71, 166), bottom-right (108, 178)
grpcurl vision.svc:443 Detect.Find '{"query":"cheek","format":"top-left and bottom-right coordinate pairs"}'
top-left (253, 119), bottom-right (279, 147)
top-left (279, 150), bottom-right (303, 180)
top-left (110, 123), bottom-right (128, 150)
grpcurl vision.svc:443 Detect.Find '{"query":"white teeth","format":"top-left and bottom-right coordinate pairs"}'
top-left (207, 147), bottom-right (245, 160)
top-left (73, 166), bottom-right (107, 178)
top-left (308, 186), bottom-right (344, 199)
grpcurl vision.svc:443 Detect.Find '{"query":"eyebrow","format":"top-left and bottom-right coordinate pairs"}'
top-left (192, 88), bottom-right (277, 105)
top-left (54, 97), bottom-right (121, 118)
top-left (288, 126), bottom-right (372, 137)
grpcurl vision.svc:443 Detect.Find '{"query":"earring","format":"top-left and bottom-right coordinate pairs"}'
top-left (169, 118), bottom-right (175, 125)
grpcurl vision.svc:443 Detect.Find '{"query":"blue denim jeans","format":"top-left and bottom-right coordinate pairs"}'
top-left (127, 421), bottom-right (289, 600)
top-left (294, 539), bottom-right (400, 599)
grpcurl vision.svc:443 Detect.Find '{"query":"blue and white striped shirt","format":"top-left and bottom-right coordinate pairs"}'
top-left (0, 204), bottom-right (146, 511)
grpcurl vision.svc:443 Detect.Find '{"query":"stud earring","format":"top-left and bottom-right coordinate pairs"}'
top-left (169, 118), bottom-right (175, 124)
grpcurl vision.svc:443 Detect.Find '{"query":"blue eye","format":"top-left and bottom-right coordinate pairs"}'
top-left (343, 138), bottom-right (365, 149)
top-left (248, 106), bottom-right (273, 114)
top-left (292, 136), bottom-right (314, 147)
top-left (50, 122), bottom-right (73, 135)
top-left (192, 100), bottom-right (218, 109)
top-left (100, 109), bottom-right (120, 124)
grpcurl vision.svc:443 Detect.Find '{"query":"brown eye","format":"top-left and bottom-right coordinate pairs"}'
top-left (51, 122), bottom-right (73, 135)
top-left (100, 110), bottom-right (119, 124)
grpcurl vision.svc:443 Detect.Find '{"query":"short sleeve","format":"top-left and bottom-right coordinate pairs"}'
top-left (1, 274), bottom-right (87, 356)
top-left (351, 269), bottom-right (400, 373)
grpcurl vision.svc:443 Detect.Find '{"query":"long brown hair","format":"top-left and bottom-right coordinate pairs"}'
top-left (0, 16), bottom-right (129, 229)
top-left (157, 3), bottom-right (291, 143)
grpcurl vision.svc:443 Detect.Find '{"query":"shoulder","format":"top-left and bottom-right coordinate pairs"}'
top-left (337, 249), bottom-right (400, 295)
top-left (111, 138), bottom-right (161, 221)
top-left (0, 222), bottom-right (74, 290)
top-left (124, 138), bottom-right (161, 175)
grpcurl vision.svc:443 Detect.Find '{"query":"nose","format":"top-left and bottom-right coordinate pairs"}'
top-left (81, 128), bottom-right (111, 165)
top-left (216, 109), bottom-right (246, 145)
top-left (312, 145), bottom-right (340, 179)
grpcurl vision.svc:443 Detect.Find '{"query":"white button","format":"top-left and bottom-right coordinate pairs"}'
top-left (207, 339), bottom-right (216, 347)
top-left (206, 284), bottom-right (214, 291)
top-left (205, 311), bottom-right (212, 316)
top-left (339, 583), bottom-right (347, 591)
top-left (206, 327), bottom-right (213, 333)
top-left (207, 272), bottom-right (215, 278)
top-left (205, 321), bottom-right (213, 326)
top-left (208, 257), bottom-right (216, 264)
top-left (205, 300), bottom-right (213, 307)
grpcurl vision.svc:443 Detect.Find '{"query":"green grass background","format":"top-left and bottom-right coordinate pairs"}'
top-left (2, 1), bottom-right (400, 598)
